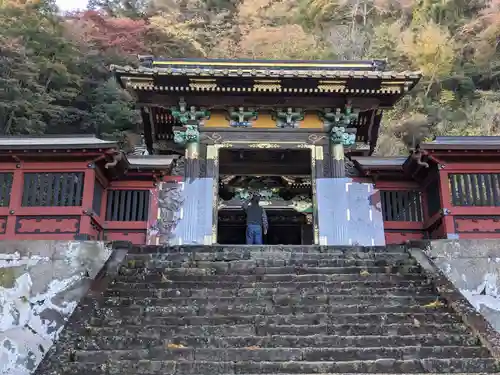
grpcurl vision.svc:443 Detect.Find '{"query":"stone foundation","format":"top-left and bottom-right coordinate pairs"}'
top-left (421, 239), bottom-right (500, 334)
top-left (0, 241), bottom-right (112, 375)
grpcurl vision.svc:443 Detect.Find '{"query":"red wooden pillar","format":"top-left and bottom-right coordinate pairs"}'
top-left (100, 181), bottom-right (108, 224)
top-left (420, 178), bottom-right (430, 223)
top-left (79, 166), bottom-right (96, 238)
top-left (437, 167), bottom-right (456, 238)
top-left (5, 168), bottom-right (23, 238)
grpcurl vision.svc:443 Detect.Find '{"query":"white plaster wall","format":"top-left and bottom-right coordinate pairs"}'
top-left (424, 239), bottom-right (500, 333)
top-left (0, 241), bottom-right (112, 375)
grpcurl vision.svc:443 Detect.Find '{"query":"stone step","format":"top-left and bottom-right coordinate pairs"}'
top-left (102, 295), bottom-right (440, 309)
top-left (87, 322), bottom-right (469, 337)
top-left (104, 285), bottom-right (436, 299)
top-left (35, 243), bottom-right (499, 375)
top-left (123, 258), bottom-right (415, 270)
top-left (55, 358), bottom-right (499, 374)
top-left (73, 346), bottom-right (490, 363)
top-left (76, 333), bottom-right (480, 351)
top-left (114, 272), bottom-right (427, 284)
top-left (90, 311), bottom-right (460, 327)
top-left (99, 301), bottom-right (449, 317)
top-left (110, 279), bottom-right (432, 290)
top-left (126, 251), bottom-right (412, 262)
top-left (129, 245), bottom-right (407, 255)
top-left (118, 266), bottom-right (422, 277)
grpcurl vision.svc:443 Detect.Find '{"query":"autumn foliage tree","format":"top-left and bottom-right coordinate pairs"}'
top-left (0, 0), bottom-right (139, 136)
top-left (67, 10), bottom-right (149, 57)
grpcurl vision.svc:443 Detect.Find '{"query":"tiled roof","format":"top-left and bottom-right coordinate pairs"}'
top-left (351, 156), bottom-right (408, 169)
top-left (422, 136), bottom-right (500, 150)
top-left (148, 57), bottom-right (388, 71)
top-left (428, 136), bottom-right (500, 144)
top-left (111, 64), bottom-right (421, 80)
top-left (0, 135), bottom-right (117, 149)
top-left (127, 155), bottom-right (179, 169)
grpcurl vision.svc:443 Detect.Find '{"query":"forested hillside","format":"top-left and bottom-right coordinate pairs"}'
top-left (1, 0), bottom-right (499, 155)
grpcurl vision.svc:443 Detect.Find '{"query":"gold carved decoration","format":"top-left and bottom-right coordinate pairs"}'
top-left (129, 82), bottom-right (155, 90)
top-left (248, 143), bottom-right (281, 149)
top-left (253, 84), bottom-right (281, 92)
top-left (315, 146), bottom-right (324, 160)
top-left (305, 214), bottom-right (313, 224)
top-left (332, 143), bottom-right (344, 161)
top-left (317, 80), bottom-right (346, 93)
top-left (189, 82), bottom-right (218, 91)
top-left (253, 80), bottom-right (281, 92)
top-left (317, 84), bottom-right (346, 92)
top-left (206, 145), bottom-right (218, 160)
top-left (206, 143), bottom-right (233, 160)
top-left (125, 77), bottom-right (153, 90)
top-left (212, 224), bottom-right (217, 243)
top-left (381, 81), bottom-right (404, 94)
top-left (297, 144), bottom-right (314, 149)
top-left (215, 142), bottom-right (233, 148)
top-left (185, 150), bottom-right (199, 159)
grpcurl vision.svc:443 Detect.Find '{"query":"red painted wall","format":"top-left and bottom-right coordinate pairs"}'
top-left (2, 154), bottom-right (499, 245)
top-left (0, 157), bottom-right (158, 244)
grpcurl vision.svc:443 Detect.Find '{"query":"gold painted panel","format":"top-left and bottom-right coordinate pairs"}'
top-left (203, 111), bottom-right (324, 129)
top-left (252, 114), bottom-right (276, 128)
top-left (203, 112), bottom-right (229, 128)
top-left (301, 113), bottom-right (323, 129)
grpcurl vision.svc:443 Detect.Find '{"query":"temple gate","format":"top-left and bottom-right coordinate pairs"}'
top-left (112, 57), bottom-right (421, 246)
top-left (0, 59), bottom-right (498, 245)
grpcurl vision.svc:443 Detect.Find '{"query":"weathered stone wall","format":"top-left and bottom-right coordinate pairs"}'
top-left (0, 241), bottom-right (112, 375)
top-left (423, 239), bottom-right (500, 333)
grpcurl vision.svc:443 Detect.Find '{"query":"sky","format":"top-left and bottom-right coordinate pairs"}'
top-left (56, 0), bottom-right (88, 11)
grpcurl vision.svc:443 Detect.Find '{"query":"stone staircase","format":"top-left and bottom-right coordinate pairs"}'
top-left (37, 245), bottom-right (499, 374)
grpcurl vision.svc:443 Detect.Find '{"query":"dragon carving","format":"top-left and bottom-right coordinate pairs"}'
top-left (104, 152), bottom-right (123, 169)
top-left (411, 145), bottom-right (429, 168)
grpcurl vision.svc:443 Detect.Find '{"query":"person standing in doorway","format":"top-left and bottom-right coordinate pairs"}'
top-left (242, 194), bottom-right (268, 245)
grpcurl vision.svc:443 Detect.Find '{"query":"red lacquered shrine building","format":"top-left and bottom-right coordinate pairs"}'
top-left (0, 58), bottom-right (499, 245)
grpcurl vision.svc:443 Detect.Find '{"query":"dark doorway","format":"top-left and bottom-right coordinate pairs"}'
top-left (216, 148), bottom-right (313, 245)
top-left (218, 209), bottom-right (310, 245)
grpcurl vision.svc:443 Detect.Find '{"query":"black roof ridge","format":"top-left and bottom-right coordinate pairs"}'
top-left (138, 56), bottom-right (388, 71)
top-left (127, 154), bottom-right (179, 159)
top-left (0, 134), bottom-right (100, 139)
top-left (433, 136), bottom-right (500, 142)
top-left (148, 57), bottom-right (387, 64)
